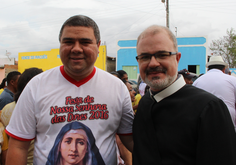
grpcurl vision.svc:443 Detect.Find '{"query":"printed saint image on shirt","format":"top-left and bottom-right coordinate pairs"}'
top-left (46, 121), bottom-right (105, 165)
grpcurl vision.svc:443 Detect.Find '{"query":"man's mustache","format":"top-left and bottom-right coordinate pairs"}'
top-left (146, 67), bottom-right (167, 75)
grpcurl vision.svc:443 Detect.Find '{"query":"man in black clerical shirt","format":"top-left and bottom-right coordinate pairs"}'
top-left (133, 25), bottom-right (236, 165)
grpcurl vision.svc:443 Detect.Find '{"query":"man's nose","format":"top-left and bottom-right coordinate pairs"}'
top-left (71, 41), bottom-right (83, 53)
top-left (148, 56), bottom-right (161, 68)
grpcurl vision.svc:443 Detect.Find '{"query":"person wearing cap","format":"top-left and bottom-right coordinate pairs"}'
top-left (193, 55), bottom-right (236, 131)
top-left (178, 69), bottom-right (196, 84)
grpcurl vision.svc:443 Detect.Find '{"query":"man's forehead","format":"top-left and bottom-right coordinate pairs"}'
top-left (140, 29), bottom-right (168, 41)
top-left (65, 25), bottom-right (93, 31)
top-left (61, 26), bottom-right (96, 40)
top-left (137, 32), bottom-right (165, 48)
top-left (137, 30), bottom-right (175, 52)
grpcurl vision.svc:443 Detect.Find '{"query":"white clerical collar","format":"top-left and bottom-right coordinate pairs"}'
top-left (151, 75), bottom-right (186, 102)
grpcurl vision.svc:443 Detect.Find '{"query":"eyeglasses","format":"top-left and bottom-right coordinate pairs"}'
top-left (136, 51), bottom-right (178, 62)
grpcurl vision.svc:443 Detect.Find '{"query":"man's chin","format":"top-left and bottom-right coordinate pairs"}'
top-left (145, 78), bottom-right (161, 88)
top-left (144, 76), bottom-right (175, 91)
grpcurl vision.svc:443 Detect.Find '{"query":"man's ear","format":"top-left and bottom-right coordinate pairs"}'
top-left (10, 80), bottom-right (14, 86)
top-left (222, 67), bottom-right (226, 73)
top-left (97, 40), bottom-right (101, 53)
top-left (176, 52), bottom-right (181, 64)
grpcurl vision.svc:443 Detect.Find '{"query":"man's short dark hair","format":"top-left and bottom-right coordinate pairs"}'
top-left (59, 15), bottom-right (100, 44)
top-left (208, 65), bottom-right (225, 71)
top-left (6, 71), bottom-right (21, 84)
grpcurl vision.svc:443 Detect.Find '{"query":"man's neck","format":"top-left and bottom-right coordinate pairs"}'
top-left (64, 67), bottom-right (94, 82)
top-left (6, 86), bottom-right (15, 94)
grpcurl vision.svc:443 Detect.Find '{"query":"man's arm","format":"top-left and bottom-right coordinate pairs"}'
top-left (196, 99), bottom-right (236, 164)
top-left (119, 134), bottom-right (133, 153)
top-left (116, 135), bottom-right (132, 165)
top-left (6, 137), bottom-right (31, 165)
top-left (2, 150), bottom-right (7, 165)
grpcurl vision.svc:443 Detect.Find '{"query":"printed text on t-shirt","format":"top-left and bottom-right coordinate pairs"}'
top-left (50, 95), bottom-right (109, 124)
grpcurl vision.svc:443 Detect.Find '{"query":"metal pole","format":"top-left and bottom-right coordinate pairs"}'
top-left (166, 0), bottom-right (169, 28)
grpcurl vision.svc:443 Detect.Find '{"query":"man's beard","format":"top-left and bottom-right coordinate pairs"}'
top-left (144, 67), bottom-right (177, 91)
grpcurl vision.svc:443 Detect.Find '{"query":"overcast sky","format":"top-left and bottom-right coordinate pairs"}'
top-left (0, 0), bottom-right (235, 59)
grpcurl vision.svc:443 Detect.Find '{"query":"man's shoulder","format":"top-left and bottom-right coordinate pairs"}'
top-left (0, 90), bottom-right (6, 98)
top-left (0, 89), bottom-right (12, 99)
top-left (95, 68), bottom-right (124, 83)
top-left (180, 85), bottom-right (220, 101)
top-left (224, 74), bottom-right (236, 81)
top-left (209, 70), bottom-right (236, 84)
top-left (41, 66), bottom-right (60, 75)
top-left (29, 66), bottom-right (60, 81)
top-left (181, 84), bottom-right (209, 93)
top-left (95, 68), bottom-right (113, 77)
top-left (139, 92), bottom-right (152, 105)
top-left (18, 67), bottom-right (61, 92)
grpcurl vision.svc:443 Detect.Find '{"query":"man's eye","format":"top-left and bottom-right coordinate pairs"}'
top-left (81, 41), bottom-right (90, 44)
top-left (140, 55), bottom-right (150, 60)
top-left (64, 41), bottom-right (73, 44)
top-left (158, 54), bottom-right (167, 58)
top-left (81, 40), bottom-right (92, 44)
top-left (156, 53), bottom-right (169, 58)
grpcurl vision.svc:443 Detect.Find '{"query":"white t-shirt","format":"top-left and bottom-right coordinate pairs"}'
top-left (6, 66), bottom-right (134, 165)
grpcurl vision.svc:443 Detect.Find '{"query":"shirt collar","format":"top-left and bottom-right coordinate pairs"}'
top-left (4, 88), bottom-right (14, 97)
top-left (151, 75), bottom-right (186, 102)
top-left (208, 69), bottom-right (223, 73)
top-left (60, 66), bottom-right (96, 87)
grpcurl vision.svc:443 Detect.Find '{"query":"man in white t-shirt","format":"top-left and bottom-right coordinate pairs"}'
top-left (6, 15), bottom-right (134, 165)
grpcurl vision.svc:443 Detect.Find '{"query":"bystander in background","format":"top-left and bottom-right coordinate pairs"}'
top-left (225, 67), bottom-right (231, 75)
top-left (178, 69), bottom-right (196, 85)
top-left (0, 78), bottom-right (6, 95)
top-left (117, 70), bottom-right (128, 81)
top-left (0, 71), bottom-right (21, 111)
top-left (0, 67), bottom-right (43, 165)
top-left (193, 55), bottom-right (236, 131)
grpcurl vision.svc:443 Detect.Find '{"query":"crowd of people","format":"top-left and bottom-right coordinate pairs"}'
top-left (0, 68), bottom-right (43, 164)
top-left (0, 15), bottom-right (235, 165)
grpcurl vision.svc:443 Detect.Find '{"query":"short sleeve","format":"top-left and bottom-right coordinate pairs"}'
top-left (6, 79), bottom-right (37, 140)
top-left (117, 85), bottom-right (134, 135)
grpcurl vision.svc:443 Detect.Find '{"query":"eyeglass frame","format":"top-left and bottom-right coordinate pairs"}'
top-left (136, 51), bottom-right (178, 62)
